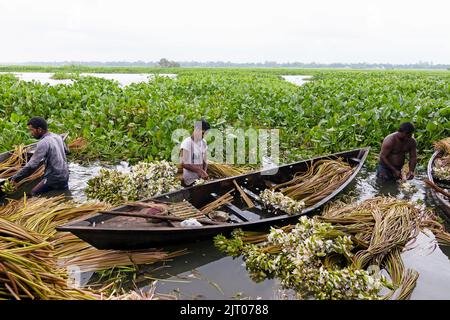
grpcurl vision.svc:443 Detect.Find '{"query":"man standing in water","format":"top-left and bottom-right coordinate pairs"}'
top-left (376, 122), bottom-right (417, 181)
top-left (180, 119), bottom-right (210, 187)
top-left (11, 117), bottom-right (69, 195)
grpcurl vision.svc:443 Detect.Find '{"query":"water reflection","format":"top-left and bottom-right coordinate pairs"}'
top-left (0, 72), bottom-right (177, 87)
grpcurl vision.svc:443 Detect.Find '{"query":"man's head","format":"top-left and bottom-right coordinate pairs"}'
top-left (193, 118), bottom-right (211, 140)
top-left (397, 122), bottom-right (415, 140)
top-left (27, 117), bottom-right (48, 139)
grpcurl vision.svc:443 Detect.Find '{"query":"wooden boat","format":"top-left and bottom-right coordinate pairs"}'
top-left (0, 133), bottom-right (69, 196)
top-left (427, 150), bottom-right (450, 217)
top-left (57, 148), bottom-right (370, 249)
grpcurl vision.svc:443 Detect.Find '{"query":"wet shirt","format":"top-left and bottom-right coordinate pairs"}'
top-left (12, 133), bottom-right (69, 185)
top-left (180, 136), bottom-right (207, 186)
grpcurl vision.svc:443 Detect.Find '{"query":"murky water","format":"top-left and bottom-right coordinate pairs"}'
top-left (0, 72), bottom-right (177, 87)
top-left (281, 75), bottom-right (312, 86)
top-left (64, 164), bottom-right (450, 300)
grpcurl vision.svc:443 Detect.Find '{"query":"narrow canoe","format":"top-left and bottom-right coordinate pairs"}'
top-left (427, 150), bottom-right (450, 218)
top-left (57, 147), bottom-right (370, 249)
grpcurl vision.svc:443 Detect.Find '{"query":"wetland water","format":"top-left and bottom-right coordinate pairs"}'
top-left (62, 164), bottom-right (450, 300)
top-left (0, 72), bottom-right (177, 87)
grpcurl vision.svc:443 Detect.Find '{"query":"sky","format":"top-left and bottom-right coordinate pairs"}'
top-left (0, 0), bottom-right (449, 64)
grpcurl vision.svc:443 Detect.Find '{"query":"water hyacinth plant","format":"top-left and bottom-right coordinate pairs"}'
top-left (85, 161), bottom-right (181, 204)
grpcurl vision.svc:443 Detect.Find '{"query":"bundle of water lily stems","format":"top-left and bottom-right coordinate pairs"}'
top-left (219, 197), bottom-right (450, 300)
top-left (0, 195), bottom-right (185, 299)
top-left (0, 145), bottom-right (45, 192)
top-left (273, 159), bottom-right (354, 207)
top-left (207, 162), bottom-right (250, 179)
top-left (432, 137), bottom-right (450, 181)
top-left (67, 137), bottom-right (88, 152)
top-left (434, 137), bottom-right (450, 155)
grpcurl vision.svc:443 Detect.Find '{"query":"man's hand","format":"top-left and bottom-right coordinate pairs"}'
top-left (393, 169), bottom-right (402, 180)
top-left (406, 171), bottom-right (414, 180)
top-left (199, 170), bottom-right (209, 180)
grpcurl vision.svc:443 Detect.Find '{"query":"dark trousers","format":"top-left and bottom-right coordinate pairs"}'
top-left (32, 179), bottom-right (69, 196)
top-left (376, 163), bottom-right (402, 181)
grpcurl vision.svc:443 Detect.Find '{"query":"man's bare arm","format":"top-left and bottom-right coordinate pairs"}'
top-left (180, 149), bottom-right (207, 177)
top-left (407, 139), bottom-right (417, 179)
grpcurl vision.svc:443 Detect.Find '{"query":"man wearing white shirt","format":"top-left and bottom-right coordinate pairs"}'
top-left (180, 119), bottom-right (210, 187)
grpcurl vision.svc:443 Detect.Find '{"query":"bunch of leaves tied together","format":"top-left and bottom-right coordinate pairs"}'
top-left (85, 161), bottom-right (181, 204)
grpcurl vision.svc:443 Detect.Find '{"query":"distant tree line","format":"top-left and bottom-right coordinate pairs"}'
top-left (3, 59), bottom-right (449, 70)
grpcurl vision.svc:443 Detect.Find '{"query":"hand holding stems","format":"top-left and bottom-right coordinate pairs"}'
top-left (406, 171), bottom-right (414, 180)
top-left (199, 169), bottom-right (209, 180)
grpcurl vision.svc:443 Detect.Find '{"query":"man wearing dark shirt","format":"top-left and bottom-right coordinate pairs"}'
top-left (11, 117), bottom-right (69, 196)
top-left (376, 122), bottom-right (417, 181)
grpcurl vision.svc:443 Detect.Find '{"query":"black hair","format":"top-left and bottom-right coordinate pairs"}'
top-left (201, 118), bottom-right (211, 131)
top-left (398, 122), bottom-right (415, 134)
top-left (195, 118), bottom-right (211, 131)
top-left (27, 117), bottom-right (48, 131)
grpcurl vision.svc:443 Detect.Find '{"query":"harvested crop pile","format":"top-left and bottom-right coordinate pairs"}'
top-left (85, 161), bottom-right (181, 204)
top-left (0, 145), bottom-right (44, 193)
top-left (0, 218), bottom-right (98, 300)
top-left (433, 138), bottom-right (450, 181)
top-left (258, 159), bottom-right (354, 215)
top-left (0, 196), bottom-right (186, 299)
top-left (207, 162), bottom-right (250, 179)
top-left (434, 137), bottom-right (450, 155)
top-left (214, 197), bottom-right (450, 300)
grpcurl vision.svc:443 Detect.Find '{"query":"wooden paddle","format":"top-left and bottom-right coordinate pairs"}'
top-left (424, 179), bottom-right (450, 199)
top-left (98, 210), bottom-right (226, 225)
top-left (233, 180), bottom-right (255, 209)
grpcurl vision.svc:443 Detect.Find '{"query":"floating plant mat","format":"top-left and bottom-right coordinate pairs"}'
top-left (0, 195), bottom-right (186, 299)
top-left (214, 197), bottom-right (450, 300)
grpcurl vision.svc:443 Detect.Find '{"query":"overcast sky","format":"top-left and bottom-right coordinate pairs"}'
top-left (0, 0), bottom-right (449, 64)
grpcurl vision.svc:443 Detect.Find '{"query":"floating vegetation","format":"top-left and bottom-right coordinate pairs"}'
top-left (85, 161), bottom-right (181, 204)
top-left (1, 70), bottom-right (448, 163)
top-left (272, 159), bottom-right (354, 207)
top-left (215, 197), bottom-right (450, 300)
